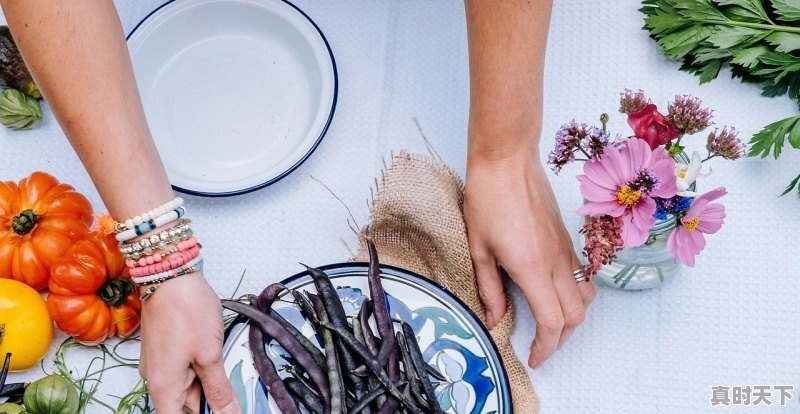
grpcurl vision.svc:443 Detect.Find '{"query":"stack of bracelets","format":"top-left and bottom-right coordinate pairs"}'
top-left (113, 197), bottom-right (203, 301)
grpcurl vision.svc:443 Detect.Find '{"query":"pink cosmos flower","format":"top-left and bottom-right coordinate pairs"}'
top-left (667, 187), bottom-right (726, 266)
top-left (577, 139), bottom-right (678, 246)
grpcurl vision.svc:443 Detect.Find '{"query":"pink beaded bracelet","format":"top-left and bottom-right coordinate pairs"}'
top-left (130, 245), bottom-right (201, 278)
top-left (125, 237), bottom-right (199, 268)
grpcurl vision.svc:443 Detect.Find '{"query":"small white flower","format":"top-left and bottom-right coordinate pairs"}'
top-left (675, 152), bottom-right (703, 197)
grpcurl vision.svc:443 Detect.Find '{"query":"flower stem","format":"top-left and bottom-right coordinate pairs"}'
top-left (702, 154), bottom-right (717, 163)
top-left (578, 146), bottom-right (593, 160)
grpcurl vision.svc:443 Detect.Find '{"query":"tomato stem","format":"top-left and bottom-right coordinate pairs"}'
top-left (11, 209), bottom-right (39, 235)
top-left (98, 279), bottom-right (135, 307)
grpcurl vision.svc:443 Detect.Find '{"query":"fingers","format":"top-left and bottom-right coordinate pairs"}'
top-left (517, 274), bottom-right (563, 370)
top-left (573, 255), bottom-right (597, 307)
top-left (194, 351), bottom-right (241, 414)
top-left (184, 381), bottom-right (203, 414)
top-left (552, 264), bottom-right (586, 351)
top-left (146, 374), bottom-right (195, 414)
top-left (142, 358), bottom-right (196, 414)
top-left (473, 253), bottom-right (507, 328)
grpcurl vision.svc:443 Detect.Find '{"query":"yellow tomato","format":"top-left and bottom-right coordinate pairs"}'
top-left (0, 279), bottom-right (53, 371)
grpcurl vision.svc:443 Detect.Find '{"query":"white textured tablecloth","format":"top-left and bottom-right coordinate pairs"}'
top-left (3, 1), bottom-right (800, 413)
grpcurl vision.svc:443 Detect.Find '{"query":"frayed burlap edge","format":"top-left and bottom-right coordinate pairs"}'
top-left (351, 151), bottom-right (539, 414)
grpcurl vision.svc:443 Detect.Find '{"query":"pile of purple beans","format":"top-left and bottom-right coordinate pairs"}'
top-left (221, 241), bottom-right (445, 414)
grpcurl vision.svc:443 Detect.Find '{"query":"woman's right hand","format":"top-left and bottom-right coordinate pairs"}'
top-left (138, 273), bottom-right (242, 414)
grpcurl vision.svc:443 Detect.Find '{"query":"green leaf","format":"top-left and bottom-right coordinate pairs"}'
top-left (716, 0), bottom-right (771, 21)
top-left (759, 51), bottom-right (800, 66)
top-left (644, 7), bottom-right (689, 35)
top-left (658, 25), bottom-right (712, 58)
top-left (766, 32), bottom-right (800, 52)
top-left (674, 0), bottom-right (729, 20)
top-left (771, 0), bottom-right (800, 21)
top-left (747, 115), bottom-right (800, 159)
top-left (780, 172), bottom-right (800, 196)
top-left (731, 45), bottom-right (769, 67)
top-left (698, 59), bottom-right (724, 83)
top-left (790, 119), bottom-right (800, 147)
top-left (694, 45), bottom-right (736, 62)
top-left (707, 26), bottom-right (762, 48)
top-left (774, 64), bottom-right (800, 83)
top-left (666, 142), bottom-right (686, 156)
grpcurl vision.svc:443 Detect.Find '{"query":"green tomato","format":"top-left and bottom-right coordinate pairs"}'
top-left (23, 375), bottom-right (79, 414)
top-left (0, 403), bottom-right (25, 414)
top-left (0, 88), bottom-right (42, 130)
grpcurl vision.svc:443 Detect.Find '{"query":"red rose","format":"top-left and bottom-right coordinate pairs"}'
top-left (627, 104), bottom-right (680, 149)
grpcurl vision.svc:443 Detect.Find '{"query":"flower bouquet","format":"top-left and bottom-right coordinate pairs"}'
top-left (549, 90), bottom-right (746, 290)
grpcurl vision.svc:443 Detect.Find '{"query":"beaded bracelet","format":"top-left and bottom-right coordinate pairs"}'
top-left (116, 207), bottom-right (186, 242)
top-left (133, 256), bottom-right (203, 285)
top-left (119, 219), bottom-right (192, 258)
top-left (130, 245), bottom-right (201, 278)
top-left (139, 259), bottom-right (204, 301)
top-left (115, 207), bottom-right (186, 242)
top-left (125, 237), bottom-right (198, 268)
top-left (117, 197), bottom-right (184, 231)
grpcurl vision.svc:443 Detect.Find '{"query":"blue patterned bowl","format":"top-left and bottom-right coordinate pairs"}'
top-left (204, 263), bottom-right (512, 414)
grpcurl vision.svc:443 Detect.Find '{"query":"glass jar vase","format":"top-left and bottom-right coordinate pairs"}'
top-left (589, 219), bottom-right (679, 290)
top-left (577, 152), bottom-right (691, 291)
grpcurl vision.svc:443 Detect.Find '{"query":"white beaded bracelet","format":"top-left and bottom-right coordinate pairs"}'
top-left (115, 206), bottom-right (186, 242)
top-left (131, 256), bottom-right (203, 285)
top-left (119, 197), bottom-right (184, 231)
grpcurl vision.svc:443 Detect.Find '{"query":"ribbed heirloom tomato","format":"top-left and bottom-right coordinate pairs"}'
top-left (47, 231), bottom-right (142, 345)
top-left (0, 172), bottom-right (93, 290)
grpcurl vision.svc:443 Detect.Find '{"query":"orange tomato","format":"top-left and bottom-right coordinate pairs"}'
top-left (47, 232), bottom-right (141, 345)
top-left (0, 172), bottom-right (93, 290)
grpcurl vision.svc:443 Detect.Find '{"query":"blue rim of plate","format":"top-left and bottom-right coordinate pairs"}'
top-left (126, 0), bottom-right (338, 198)
top-left (203, 262), bottom-right (514, 413)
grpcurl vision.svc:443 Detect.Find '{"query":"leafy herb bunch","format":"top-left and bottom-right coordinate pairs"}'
top-left (641, 0), bottom-right (800, 195)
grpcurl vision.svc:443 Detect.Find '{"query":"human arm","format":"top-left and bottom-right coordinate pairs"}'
top-left (0, 1), bottom-right (240, 412)
top-left (463, 0), bottom-right (596, 369)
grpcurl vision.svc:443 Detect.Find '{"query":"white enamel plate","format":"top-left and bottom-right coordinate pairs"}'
top-left (127, 0), bottom-right (337, 196)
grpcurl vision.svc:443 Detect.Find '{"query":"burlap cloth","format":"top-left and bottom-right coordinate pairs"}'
top-left (351, 151), bottom-right (539, 413)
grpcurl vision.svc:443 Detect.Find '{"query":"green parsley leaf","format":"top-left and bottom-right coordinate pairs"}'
top-left (673, 0), bottom-right (729, 20)
top-left (642, 0), bottom-right (800, 195)
top-left (699, 59), bottom-right (724, 83)
top-left (731, 45), bottom-right (770, 67)
top-left (772, 0), bottom-right (800, 22)
top-left (707, 26), bottom-right (762, 48)
top-left (781, 172), bottom-right (800, 196)
top-left (766, 32), bottom-right (800, 52)
top-left (644, 8), bottom-right (689, 35)
top-left (748, 115), bottom-right (800, 159)
top-left (658, 25), bottom-right (713, 58)
top-left (717, 0), bottom-right (771, 21)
